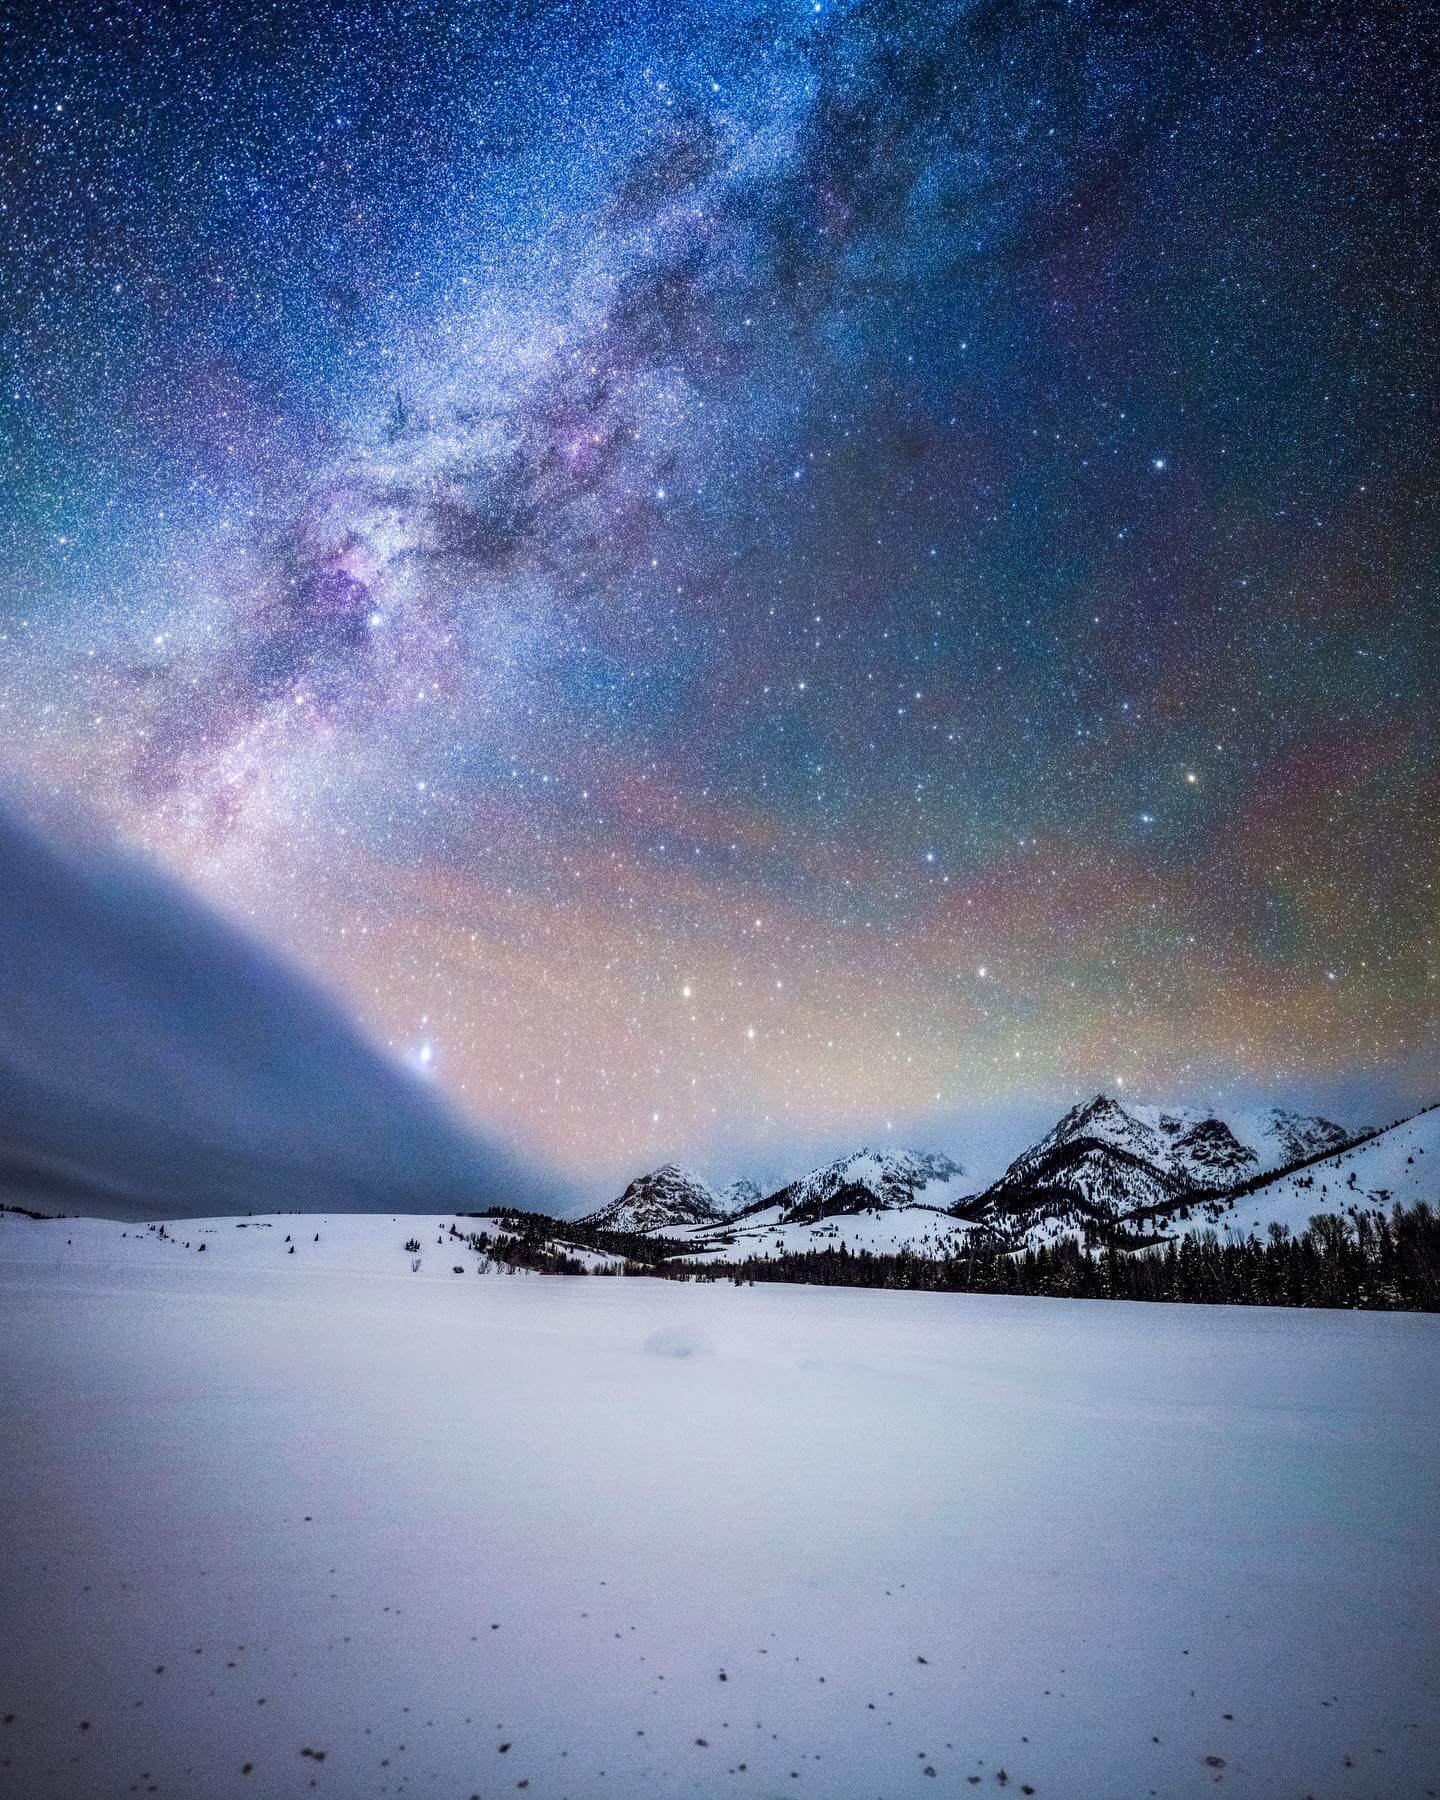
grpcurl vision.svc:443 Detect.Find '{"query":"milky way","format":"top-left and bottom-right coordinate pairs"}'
top-left (1, 0), bottom-right (1435, 1188)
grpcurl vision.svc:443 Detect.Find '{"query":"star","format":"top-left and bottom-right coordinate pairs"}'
top-left (0, 0), bottom-right (1428, 1184)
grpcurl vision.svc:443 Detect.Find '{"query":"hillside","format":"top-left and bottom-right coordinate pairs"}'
top-left (1198, 1104), bottom-right (1440, 1242)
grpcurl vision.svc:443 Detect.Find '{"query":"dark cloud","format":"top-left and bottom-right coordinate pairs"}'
top-left (0, 799), bottom-right (550, 1215)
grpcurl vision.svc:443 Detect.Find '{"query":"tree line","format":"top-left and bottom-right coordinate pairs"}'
top-left (657, 1203), bottom-right (1440, 1311)
top-left (446, 1199), bottom-right (1440, 1311)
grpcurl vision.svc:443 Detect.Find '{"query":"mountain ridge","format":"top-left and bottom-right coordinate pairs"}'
top-left (588, 1095), bottom-right (1366, 1257)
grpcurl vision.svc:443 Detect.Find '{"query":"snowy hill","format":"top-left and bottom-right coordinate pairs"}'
top-left (0, 1208), bottom-right (625, 1276)
top-left (579, 1164), bottom-right (731, 1232)
top-left (1189, 1104), bottom-right (1440, 1242)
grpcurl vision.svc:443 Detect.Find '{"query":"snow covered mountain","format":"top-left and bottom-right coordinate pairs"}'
top-left (622, 1147), bottom-right (975, 1262)
top-left (718, 1177), bottom-right (763, 1214)
top-left (760, 1147), bottom-right (967, 1224)
top-left (991, 1096), bottom-right (1251, 1196)
top-left (582, 1101), bottom-right (1369, 1263)
top-left (579, 1144), bottom-right (972, 1260)
top-left (1247, 1107), bottom-right (1352, 1170)
top-left (579, 1164), bottom-right (731, 1233)
top-left (974, 1094), bottom-right (1355, 1245)
top-left (976, 1097), bottom-right (1236, 1245)
top-left (585, 1147), bottom-right (969, 1243)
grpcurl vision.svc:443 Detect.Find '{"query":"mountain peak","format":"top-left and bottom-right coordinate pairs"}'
top-left (1056, 1093), bottom-right (1136, 1132)
top-left (770, 1146), bottom-right (966, 1225)
top-left (718, 1177), bottom-right (762, 1215)
top-left (648, 1160), bottom-right (701, 1184)
top-left (984, 1092), bottom-right (1358, 1240)
top-left (579, 1164), bottom-right (727, 1233)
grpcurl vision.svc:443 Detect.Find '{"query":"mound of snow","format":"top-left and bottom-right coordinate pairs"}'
top-left (1, 1223), bottom-right (1435, 1799)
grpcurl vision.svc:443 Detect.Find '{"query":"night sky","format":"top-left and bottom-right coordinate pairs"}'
top-left (1, 0), bottom-right (1435, 1189)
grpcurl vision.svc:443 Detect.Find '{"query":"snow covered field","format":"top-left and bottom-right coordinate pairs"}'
top-left (2, 1216), bottom-right (1438, 1799)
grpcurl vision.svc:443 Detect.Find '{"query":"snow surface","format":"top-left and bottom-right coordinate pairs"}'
top-left (2, 1212), bottom-right (1438, 1799)
top-left (0, 1209), bottom-right (625, 1276)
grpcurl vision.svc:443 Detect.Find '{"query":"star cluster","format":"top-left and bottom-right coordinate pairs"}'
top-left (1, 0), bottom-right (1435, 1188)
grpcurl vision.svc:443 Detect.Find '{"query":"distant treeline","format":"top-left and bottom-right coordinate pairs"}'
top-left (454, 1201), bottom-right (1440, 1310)
top-left (657, 1204), bottom-right (1440, 1311)
top-left (459, 1208), bottom-right (696, 1268)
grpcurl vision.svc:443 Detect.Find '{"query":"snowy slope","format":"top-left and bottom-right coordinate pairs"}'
top-left (1, 1225), bottom-right (1437, 1799)
top-left (1187, 1104), bottom-right (1440, 1242)
top-left (0, 1209), bottom-right (626, 1276)
top-left (665, 1198), bottom-right (978, 1263)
